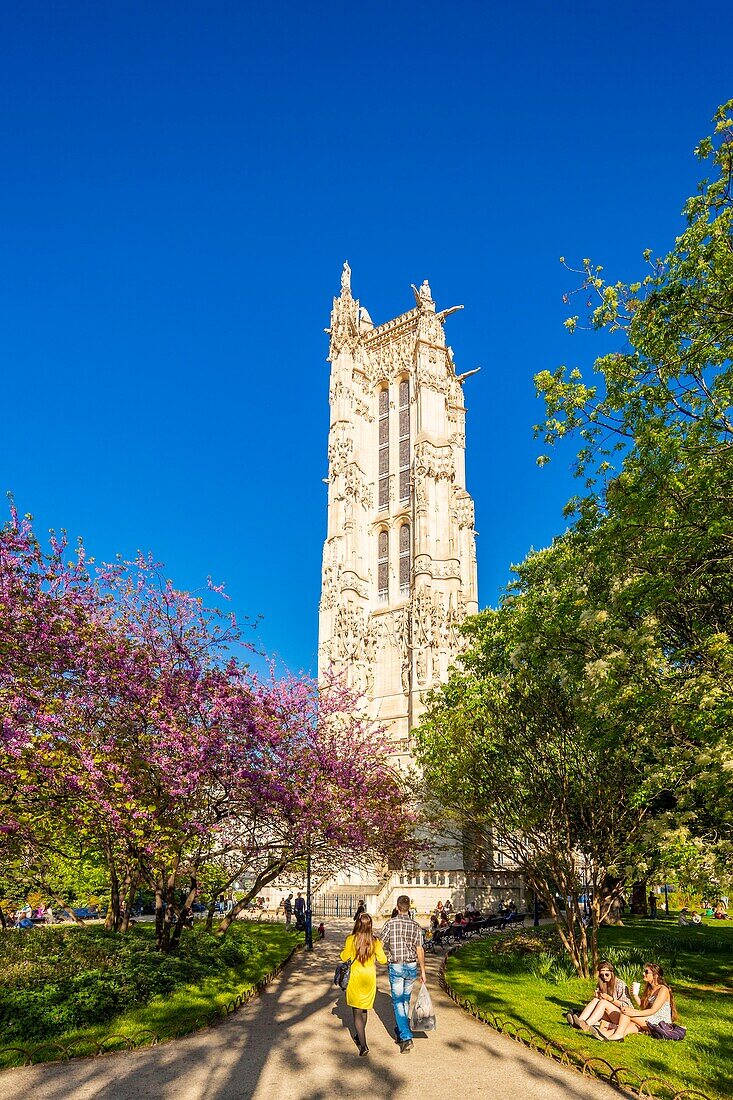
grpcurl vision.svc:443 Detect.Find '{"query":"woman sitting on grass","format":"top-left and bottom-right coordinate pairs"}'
top-left (593, 962), bottom-right (676, 1042)
top-left (567, 962), bottom-right (631, 1032)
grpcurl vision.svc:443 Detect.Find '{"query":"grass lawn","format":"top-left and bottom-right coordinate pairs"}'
top-left (445, 916), bottom-right (733, 1100)
top-left (0, 920), bottom-right (301, 1068)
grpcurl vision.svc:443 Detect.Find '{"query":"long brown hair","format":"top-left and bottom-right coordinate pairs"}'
top-left (596, 961), bottom-right (618, 998)
top-left (640, 962), bottom-right (678, 1021)
top-left (352, 913), bottom-right (378, 964)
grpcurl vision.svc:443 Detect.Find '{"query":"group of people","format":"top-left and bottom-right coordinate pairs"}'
top-left (567, 961), bottom-right (676, 1041)
top-left (339, 894), bottom-right (427, 1057)
top-left (427, 901), bottom-right (517, 936)
top-left (11, 902), bottom-right (54, 927)
top-left (679, 901), bottom-right (727, 924)
top-left (280, 893), bottom-right (307, 929)
top-left (334, 899), bottom-right (690, 1055)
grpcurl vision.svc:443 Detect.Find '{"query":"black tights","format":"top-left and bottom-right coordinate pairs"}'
top-left (352, 1007), bottom-right (368, 1049)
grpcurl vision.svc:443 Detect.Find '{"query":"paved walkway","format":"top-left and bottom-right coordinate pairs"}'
top-left (0, 922), bottom-right (621, 1100)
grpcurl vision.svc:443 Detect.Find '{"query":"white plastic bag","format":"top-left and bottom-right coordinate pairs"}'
top-left (411, 982), bottom-right (436, 1031)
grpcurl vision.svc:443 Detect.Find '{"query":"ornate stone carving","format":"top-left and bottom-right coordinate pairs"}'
top-left (433, 560), bottom-right (461, 580)
top-left (341, 261), bottom-right (351, 295)
top-left (337, 462), bottom-right (372, 510)
top-left (412, 279), bottom-right (435, 311)
top-left (366, 333), bottom-right (416, 386)
top-left (413, 555), bottom-right (459, 581)
top-left (328, 426), bottom-right (354, 477)
top-left (320, 561), bottom-right (341, 610)
top-left (353, 394), bottom-right (373, 422)
top-left (454, 489), bottom-right (475, 529)
top-left (446, 594), bottom-right (467, 651)
top-left (414, 440), bottom-right (455, 481)
top-left (341, 573), bottom-right (369, 600)
top-left (328, 264), bottom-right (361, 359)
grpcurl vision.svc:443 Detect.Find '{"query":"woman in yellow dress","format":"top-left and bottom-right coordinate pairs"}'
top-left (340, 912), bottom-right (388, 1056)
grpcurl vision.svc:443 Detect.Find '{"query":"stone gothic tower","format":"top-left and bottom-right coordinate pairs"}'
top-left (318, 264), bottom-right (478, 766)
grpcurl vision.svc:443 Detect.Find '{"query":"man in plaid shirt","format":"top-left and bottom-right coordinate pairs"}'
top-left (380, 894), bottom-right (427, 1052)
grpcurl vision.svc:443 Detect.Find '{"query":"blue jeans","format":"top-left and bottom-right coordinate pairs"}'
top-left (388, 962), bottom-right (417, 1041)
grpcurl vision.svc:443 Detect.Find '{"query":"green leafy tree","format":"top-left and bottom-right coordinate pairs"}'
top-left (535, 100), bottom-right (733, 885)
top-left (416, 525), bottom-right (684, 976)
top-left (417, 103), bottom-right (733, 974)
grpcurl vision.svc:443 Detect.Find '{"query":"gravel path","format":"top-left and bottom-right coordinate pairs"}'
top-left (0, 921), bottom-right (622, 1100)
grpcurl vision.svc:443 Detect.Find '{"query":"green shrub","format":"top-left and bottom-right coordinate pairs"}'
top-left (0, 924), bottom-right (264, 1042)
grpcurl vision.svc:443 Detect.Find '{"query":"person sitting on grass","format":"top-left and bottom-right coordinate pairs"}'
top-left (593, 963), bottom-right (676, 1042)
top-left (567, 962), bottom-right (631, 1032)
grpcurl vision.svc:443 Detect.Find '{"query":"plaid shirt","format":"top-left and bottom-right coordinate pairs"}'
top-left (380, 914), bottom-right (423, 963)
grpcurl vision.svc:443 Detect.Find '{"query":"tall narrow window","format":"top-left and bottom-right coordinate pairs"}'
top-left (399, 379), bottom-right (410, 503)
top-left (378, 529), bottom-right (389, 603)
top-left (399, 523), bottom-right (410, 597)
top-left (378, 387), bottom-right (389, 510)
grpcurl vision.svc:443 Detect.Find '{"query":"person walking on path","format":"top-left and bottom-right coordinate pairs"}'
top-left (381, 893), bottom-right (427, 1053)
top-left (283, 894), bottom-right (293, 927)
top-left (340, 913), bottom-right (387, 1057)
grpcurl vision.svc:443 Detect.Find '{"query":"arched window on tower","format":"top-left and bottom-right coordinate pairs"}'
top-left (399, 378), bottom-right (410, 503)
top-left (378, 529), bottom-right (389, 604)
top-left (378, 387), bottom-right (389, 511)
top-left (399, 523), bottom-right (410, 597)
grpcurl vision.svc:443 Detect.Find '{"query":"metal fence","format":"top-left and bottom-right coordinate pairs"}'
top-left (310, 894), bottom-right (362, 918)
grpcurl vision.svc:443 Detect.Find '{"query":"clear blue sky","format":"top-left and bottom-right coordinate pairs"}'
top-left (1, 1), bottom-right (729, 674)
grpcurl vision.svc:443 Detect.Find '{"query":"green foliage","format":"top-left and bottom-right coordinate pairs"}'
top-left (447, 918), bottom-right (733, 1100)
top-left (0, 922), bottom-right (283, 1044)
top-left (418, 105), bottom-right (733, 980)
top-left (532, 102), bottom-right (733, 892)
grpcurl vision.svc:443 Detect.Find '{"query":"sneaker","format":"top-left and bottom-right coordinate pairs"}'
top-left (400, 1039), bottom-right (413, 1053)
top-left (359, 1045), bottom-right (369, 1056)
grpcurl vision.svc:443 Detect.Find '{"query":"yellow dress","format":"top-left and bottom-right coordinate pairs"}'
top-left (340, 934), bottom-right (388, 1009)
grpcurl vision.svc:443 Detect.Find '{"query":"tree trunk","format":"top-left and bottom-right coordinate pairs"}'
top-left (216, 861), bottom-right (289, 938)
top-left (0, 903), bottom-right (6, 930)
top-left (534, 859), bottom-right (592, 978)
top-left (154, 880), bottom-right (166, 951)
top-left (158, 857), bottom-right (181, 953)
top-left (205, 899), bottom-right (216, 933)
top-left (170, 876), bottom-right (198, 951)
top-left (50, 891), bottom-right (86, 925)
top-left (600, 874), bottom-right (625, 926)
top-left (120, 872), bottom-right (139, 934)
top-left (104, 841), bottom-right (121, 931)
top-left (631, 880), bottom-right (647, 915)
